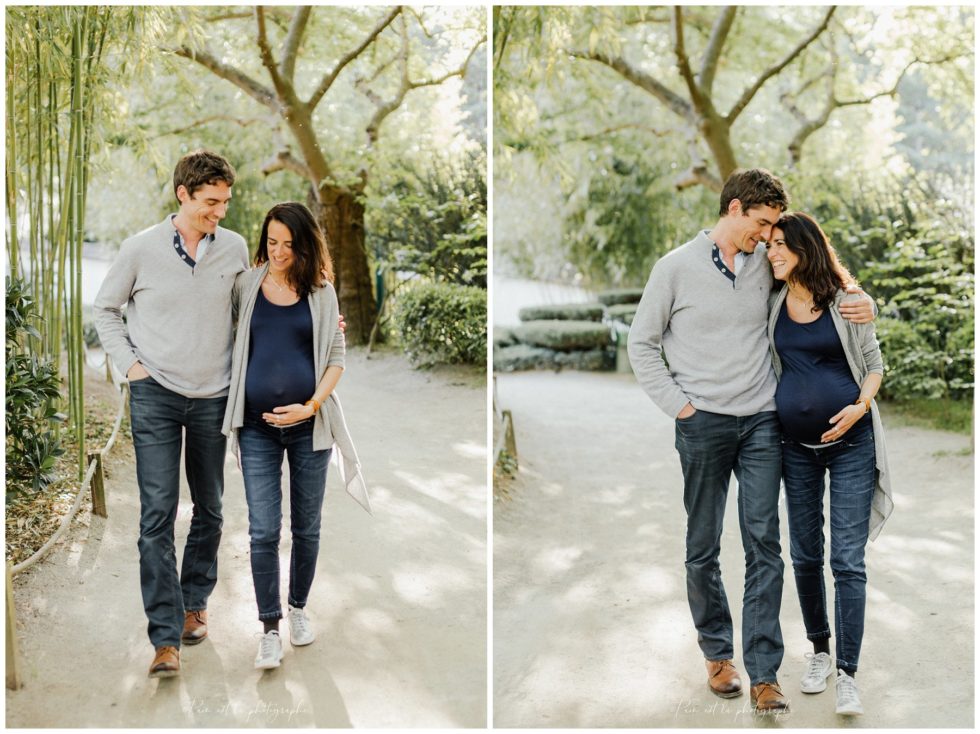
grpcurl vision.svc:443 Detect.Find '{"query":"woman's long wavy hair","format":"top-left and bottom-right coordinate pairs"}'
top-left (255, 202), bottom-right (334, 297)
top-left (774, 211), bottom-right (856, 313)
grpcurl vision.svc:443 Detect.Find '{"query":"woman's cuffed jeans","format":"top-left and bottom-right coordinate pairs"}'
top-left (239, 417), bottom-right (331, 622)
top-left (674, 409), bottom-right (784, 686)
top-left (782, 422), bottom-right (875, 675)
top-left (128, 377), bottom-right (227, 648)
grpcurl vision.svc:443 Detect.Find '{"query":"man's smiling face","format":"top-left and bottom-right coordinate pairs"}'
top-left (731, 201), bottom-right (781, 254)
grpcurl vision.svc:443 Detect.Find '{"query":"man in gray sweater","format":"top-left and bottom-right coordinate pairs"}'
top-left (627, 169), bottom-right (873, 712)
top-left (94, 150), bottom-right (249, 677)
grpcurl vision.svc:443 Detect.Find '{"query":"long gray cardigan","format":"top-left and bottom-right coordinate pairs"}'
top-left (767, 285), bottom-right (893, 540)
top-left (221, 262), bottom-right (371, 515)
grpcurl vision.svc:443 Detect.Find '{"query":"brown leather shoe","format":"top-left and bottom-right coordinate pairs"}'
top-left (705, 659), bottom-right (742, 698)
top-left (751, 681), bottom-right (789, 712)
top-left (182, 610), bottom-right (208, 645)
top-left (148, 646), bottom-right (180, 678)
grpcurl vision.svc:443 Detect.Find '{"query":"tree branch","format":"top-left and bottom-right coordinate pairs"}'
top-left (153, 115), bottom-right (265, 139)
top-left (280, 6), bottom-right (311, 82)
top-left (672, 7), bottom-right (703, 108)
top-left (725, 6), bottom-right (836, 124)
top-left (307, 6), bottom-right (402, 110)
top-left (408, 33), bottom-right (485, 89)
top-left (255, 6), bottom-right (286, 97)
top-left (173, 45), bottom-right (279, 111)
top-left (560, 123), bottom-right (673, 144)
top-left (200, 9), bottom-right (290, 24)
top-left (674, 165), bottom-right (722, 192)
top-left (699, 6), bottom-right (737, 95)
top-left (260, 149), bottom-right (314, 181)
top-left (362, 30), bottom-right (486, 145)
top-left (567, 49), bottom-right (692, 119)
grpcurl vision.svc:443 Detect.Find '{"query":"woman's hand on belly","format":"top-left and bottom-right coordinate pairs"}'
top-left (820, 403), bottom-right (866, 443)
top-left (263, 403), bottom-right (315, 427)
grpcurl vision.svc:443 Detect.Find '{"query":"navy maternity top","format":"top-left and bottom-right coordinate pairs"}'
top-left (774, 302), bottom-right (870, 445)
top-left (244, 288), bottom-right (316, 420)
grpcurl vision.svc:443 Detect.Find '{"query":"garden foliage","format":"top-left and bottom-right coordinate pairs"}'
top-left (512, 320), bottom-right (612, 351)
top-left (5, 277), bottom-right (66, 496)
top-left (517, 303), bottom-right (604, 322)
top-left (393, 282), bottom-right (487, 367)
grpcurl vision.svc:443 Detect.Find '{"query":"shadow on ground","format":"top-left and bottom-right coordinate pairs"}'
top-left (493, 371), bottom-right (973, 728)
top-left (7, 349), bottom-right (487, 728)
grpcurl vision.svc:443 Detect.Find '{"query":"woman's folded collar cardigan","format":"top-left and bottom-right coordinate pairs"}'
top-left (221, 262), bottom-right (371, 515)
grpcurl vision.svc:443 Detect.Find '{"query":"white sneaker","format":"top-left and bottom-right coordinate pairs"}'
top-left (288, 606), bottom-right (316, 646)
top-left (254, 630), bottom-right (283, 669)
top-left (835, 669), bottom-right (863, 715)
top-left (800, 651), bottom-right (833, 693)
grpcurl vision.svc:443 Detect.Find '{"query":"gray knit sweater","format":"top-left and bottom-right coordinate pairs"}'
top-left (93, 216), bottom-right (249, 398)
top-left (627, 230), bottom-right (778, 418)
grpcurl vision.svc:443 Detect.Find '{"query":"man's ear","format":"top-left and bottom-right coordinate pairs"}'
top-left (728, 198), bottom-right (742, 217)
top-left (176, 185), bottom-right (189, 204)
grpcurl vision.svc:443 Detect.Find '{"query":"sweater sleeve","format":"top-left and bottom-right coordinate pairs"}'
top-left (626, 261), bottom-right (690, 419)
top-left (93, 242), bottom-right (140, 378)
top-left (860, 323), bottom-right (883, 376)
top-left (325, 284), bottom-right (346, 369)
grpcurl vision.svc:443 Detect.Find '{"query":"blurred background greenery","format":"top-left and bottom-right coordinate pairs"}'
top-left (492, 5), bottom-right (973, 418)
top-left (5, 6), bottom-right (486, 498)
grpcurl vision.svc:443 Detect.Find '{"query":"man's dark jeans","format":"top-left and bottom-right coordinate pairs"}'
top-left (128, 377), bottom-right (227, 648)
top-left (674, 409), bottom-right (784, 686)
top-left (782, 421), bottom-right (876, 675)
top-left (239, 416), bottom-right (330, 622)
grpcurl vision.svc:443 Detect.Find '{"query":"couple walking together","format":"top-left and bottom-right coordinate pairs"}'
top-left (94, 150), bottom-right (370, 678)
top-left (628, 168), bottom-right (893, 717)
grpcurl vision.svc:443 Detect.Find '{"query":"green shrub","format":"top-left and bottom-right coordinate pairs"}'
top-left (493, 344), bottom-right (556, 372)
top-left (597, 288), bottom-right (644, 306)
top-left (393, 282), bottom-right (487, 366)
top-left (874, 318), bottom-right (951, 400)
top-left (518, 302), bottom-right (604, 322)
top-left (512, 320), bottom-right (612, 350)
top-left (493, 344), bottom-right (614, 372)
top-left (606, 303), bottom-right (637, 325)
top-left (5, 277), bottom-right (66, 496)
top-left (494, 326), bottom-right (518, 348)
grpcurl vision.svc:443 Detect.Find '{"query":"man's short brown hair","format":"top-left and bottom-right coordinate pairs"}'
top-left (173, 150), bottom-right (236, 202)
top-left (718, 168), bottom-right (789, 216)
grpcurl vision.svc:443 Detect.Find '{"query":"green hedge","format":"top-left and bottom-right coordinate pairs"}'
top-left (512, 320), bottom-right (612, 350)
top-left (606, 303), bottom-right (637, 325)
top-left (494, 344), bottom-right (614, 372)
top-left (494, 326), bottom-right (518, 348)
top-left (517, 302), bottom-right (604, 322)
top-left (393, 282), bottom-right (487, 366)
top-left (597, 288), bottom-right (644, 306)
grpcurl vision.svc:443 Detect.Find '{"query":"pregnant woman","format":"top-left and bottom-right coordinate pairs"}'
top-left (223, 201), bottom-right (369, 670)
top-left (766, 212), bottom-right (892, 716)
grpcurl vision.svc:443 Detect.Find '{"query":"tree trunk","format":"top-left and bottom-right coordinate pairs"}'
top-left (315, 184), bottom-right (376, 345)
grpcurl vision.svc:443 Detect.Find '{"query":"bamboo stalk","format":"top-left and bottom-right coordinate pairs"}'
top-left (6, 37), bottom-right (19, 278)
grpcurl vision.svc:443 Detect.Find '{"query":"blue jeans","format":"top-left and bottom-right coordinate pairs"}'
top-left (128, 377), bottom-right (227, 648)
top-left (674, 410), bottom-right (784, 686)
top-left (782, 422), bottom-right (876, 675)
top-left (239, 417), bottom-right (331, 621)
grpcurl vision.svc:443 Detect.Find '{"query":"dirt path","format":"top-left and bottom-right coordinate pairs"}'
top-left (7, 349), bottom-right (487, 728)
top-left (493, 370), bottom-right (973, 728)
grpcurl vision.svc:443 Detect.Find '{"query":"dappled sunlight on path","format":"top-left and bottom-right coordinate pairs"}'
top-left (7, 349), bottom-right (487, 728)
top-left (493, 371), bottom-right (972, 728)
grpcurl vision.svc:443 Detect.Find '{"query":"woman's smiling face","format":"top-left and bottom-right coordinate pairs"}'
top-left (766, 227), bottom-right (799, 281)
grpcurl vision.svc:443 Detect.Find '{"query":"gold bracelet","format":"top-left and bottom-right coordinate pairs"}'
top-left (855, 397), bottom-right (870, 414)
top-left (305, 398), bottom-right (320, 414)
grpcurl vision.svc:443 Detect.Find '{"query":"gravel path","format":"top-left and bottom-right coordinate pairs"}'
top-left (7, 349), bottom-right (487, 728)
top-left (493, 370), bottom-right (973, 728)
